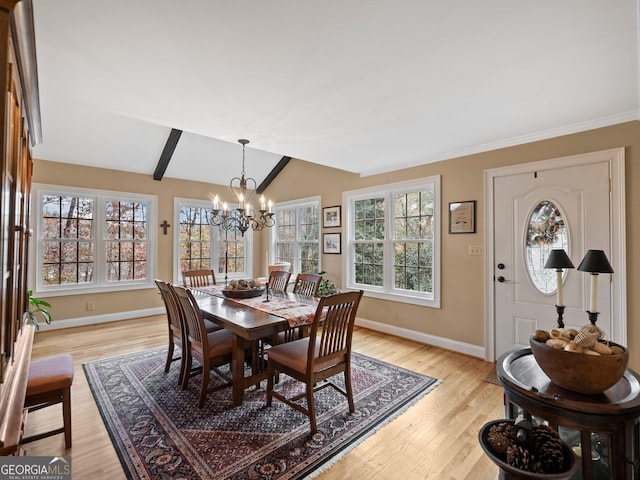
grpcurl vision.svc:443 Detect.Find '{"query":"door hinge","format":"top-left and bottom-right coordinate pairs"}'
top-left (609, 178), bottom-right (612, 193)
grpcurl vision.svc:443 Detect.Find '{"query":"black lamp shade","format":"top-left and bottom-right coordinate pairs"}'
top-left (544, 249), bottom-right (574, 269)
top-left (577, 249), bottom-right (614, 274)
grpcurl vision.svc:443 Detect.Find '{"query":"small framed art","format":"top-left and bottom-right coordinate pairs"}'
top-left (323, 233), bottom-right (341, 254)
top-left (449, 200), bottom-right (476, 234)
top-left (322, 206), bottom-right (341, 228)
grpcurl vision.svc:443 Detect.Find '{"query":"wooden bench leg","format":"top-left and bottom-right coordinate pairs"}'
top-left (62, 385), bottom-right (72, 449)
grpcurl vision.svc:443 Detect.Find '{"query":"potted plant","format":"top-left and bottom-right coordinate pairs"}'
top-left (23, 290), bottom-right (52, 330)
top-left (317, 271), bottom-right (342, 297)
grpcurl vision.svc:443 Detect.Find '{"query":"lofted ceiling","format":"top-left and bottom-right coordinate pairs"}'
top-left (30, 1), bottom-right (640, 188)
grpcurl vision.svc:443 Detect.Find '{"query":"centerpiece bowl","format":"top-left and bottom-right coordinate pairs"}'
top-left (221, 287), bottom-right (265, 299)
top-left (530, 337), bottom-right (628, 394)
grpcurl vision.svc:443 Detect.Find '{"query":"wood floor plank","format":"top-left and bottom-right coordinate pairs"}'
top-left (23, 316), bottom-right (503, 479)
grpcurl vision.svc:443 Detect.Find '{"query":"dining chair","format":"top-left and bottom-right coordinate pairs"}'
top-left (292, 273), bottom-right (322, 297)
top-left (266, 290), bottom-right (364, 433)
top-left (156, 279), bottom-right (224, 385)
top-left (272, 272), bottom-right (322, 346)
top-left (155, 279), bottom-right (191, 386)
top-left (183, 268), bottom-right (217, 287)
top-left (169, 284), bottom-right (238, 407)
top-left (268, 270), bottom-right (291, 292)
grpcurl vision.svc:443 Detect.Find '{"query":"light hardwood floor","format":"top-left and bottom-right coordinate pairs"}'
top-left (24, 315), bottom-right (503, 479)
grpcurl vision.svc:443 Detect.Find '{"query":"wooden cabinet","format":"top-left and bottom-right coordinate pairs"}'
top-left (497, 349), bottom-right (640, 479)
top-left (0, 0), bottom-right (41, 456)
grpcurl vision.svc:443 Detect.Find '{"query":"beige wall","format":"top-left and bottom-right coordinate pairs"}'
top-left (32, 121), bottom-right (640, 369)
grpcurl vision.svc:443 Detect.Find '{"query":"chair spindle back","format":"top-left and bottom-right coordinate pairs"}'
top-left (183, 269), bottom-right (216, 287)
top-left (292, 273), bottom-right (322, 297)
top-left (269, 270), bottom-right (291, 292)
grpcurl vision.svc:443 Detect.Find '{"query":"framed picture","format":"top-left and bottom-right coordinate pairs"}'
top-left (449, 200), bottom-right (476, 234)
top-left (322, 206), bottom-right (341, 228)
top-left (323, 233), bottom-right (341, 254)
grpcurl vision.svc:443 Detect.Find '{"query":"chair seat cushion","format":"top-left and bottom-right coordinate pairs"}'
top-left (206, 329), bottom-right (235, 358)
top-left (26, 354), bottom-right (74, 396)
top-left (267, 338), bottom-right (344, 374)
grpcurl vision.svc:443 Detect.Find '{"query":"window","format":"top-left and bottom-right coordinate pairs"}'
top-left (526, 200), bottom-right (569, 294)
top-left (175, 198), bottom-right (252, 284)
top-left (344, 176), bottom-right (440, 307)
top-left (178, 205), bottom-right (212, 272)
top-left (34, 185), bottom-right (156, 294)
top-left (271, 197), bottom-right (320, 276)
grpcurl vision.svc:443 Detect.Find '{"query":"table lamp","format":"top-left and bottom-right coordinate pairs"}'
top-left (577, 249), bottom-right (613, 325)
top-left (543, 249), bottom-right (574, 328)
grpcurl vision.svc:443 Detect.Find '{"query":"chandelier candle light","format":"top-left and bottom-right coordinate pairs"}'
top-left (209, 139), bottom-right (275, 236)
top-left (543, 249), bottom-right (574, 328)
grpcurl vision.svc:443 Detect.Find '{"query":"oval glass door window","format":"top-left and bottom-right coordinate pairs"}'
top-left (525, 200), bottom-right (569, 294)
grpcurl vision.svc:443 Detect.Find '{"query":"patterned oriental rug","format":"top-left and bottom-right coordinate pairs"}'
top-left (84, 347), bottom-right (440, 480)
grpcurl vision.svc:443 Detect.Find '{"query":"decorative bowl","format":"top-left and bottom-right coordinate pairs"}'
top-left (221, 287), bottom-right (265, 299)
top-left (530, 337), bottom-right (628, 394)
top-left (478, 419), bottom-right (578, 480)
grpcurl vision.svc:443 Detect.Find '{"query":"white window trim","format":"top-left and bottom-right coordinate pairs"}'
top-left (173, 197), bottom-right (254, 285)
top-left (342, 176), bottom-right (441, 308)
top-left (31, 184), bottom-right (157, 297)
top-left (269, 195), bottom-right (321, 278)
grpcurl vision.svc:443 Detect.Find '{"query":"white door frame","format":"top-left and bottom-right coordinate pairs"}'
top-left (484, 148), bottom-right (626, 362)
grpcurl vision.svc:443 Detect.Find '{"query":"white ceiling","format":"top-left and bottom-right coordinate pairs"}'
top-left (31, 1), bottom-right (640, 187)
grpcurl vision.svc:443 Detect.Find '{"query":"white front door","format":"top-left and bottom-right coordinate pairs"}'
top-left (490, 152), bottom-right (624, 360)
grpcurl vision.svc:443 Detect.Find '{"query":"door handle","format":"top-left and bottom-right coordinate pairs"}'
top-left (497, 276), bottom-right (507, 283)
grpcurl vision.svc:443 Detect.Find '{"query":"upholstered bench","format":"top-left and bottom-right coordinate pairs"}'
top-left (23, 354), bottom-right (74, 449)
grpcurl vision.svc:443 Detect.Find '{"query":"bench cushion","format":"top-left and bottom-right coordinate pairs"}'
top-left (26, 354), bottom-right (74, 396)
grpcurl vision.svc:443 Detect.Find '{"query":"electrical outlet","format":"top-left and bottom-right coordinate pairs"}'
top-left (468, 245), bottom-right (484, 256)
top-left (87, 301), bottom-right (96, 311)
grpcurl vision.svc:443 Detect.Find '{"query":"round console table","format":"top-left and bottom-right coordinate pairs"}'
top-left (496, 348), bottom-right (640, 479)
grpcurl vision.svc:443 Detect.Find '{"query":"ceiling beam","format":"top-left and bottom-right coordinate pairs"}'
top-left (257, 156), bottom-right (291, 194)
top-left (153, 128), bottom-right (182, 180)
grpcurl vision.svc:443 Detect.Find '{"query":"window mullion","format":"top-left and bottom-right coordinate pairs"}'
top-left (385, 191), bottom-right (394, 290)
top-left (96, 198), bottom-right (105, 285)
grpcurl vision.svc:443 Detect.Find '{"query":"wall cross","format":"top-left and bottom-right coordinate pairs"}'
top-left (160, 220), bottom-right (171, 235)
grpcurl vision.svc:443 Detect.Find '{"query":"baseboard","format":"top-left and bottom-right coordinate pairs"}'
top-left (355, 317), bottom-right (485, 359)
top-left (34, 307), bottom-right (166, 331)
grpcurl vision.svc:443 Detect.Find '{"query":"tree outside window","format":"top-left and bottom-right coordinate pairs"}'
top-left (42, 195), bottom-right (95, 285)
top-left (36, 187), bottom-right (156, 293)
top-left (176, 199), bottom-right (250, 284)
top-left (273, 198), bottom-right (320, 276)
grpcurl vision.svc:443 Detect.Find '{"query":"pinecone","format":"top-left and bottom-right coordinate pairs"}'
top-left (533, 424), bottom-right (559, 449)
top-left (537, 437), bottom-right (565, 473)
top-left (487, 422), bottom-right (516, 458)
top-left (532, 424), bottom-right (565, 473)
top-left (506, 444), bottom-right (541, 473)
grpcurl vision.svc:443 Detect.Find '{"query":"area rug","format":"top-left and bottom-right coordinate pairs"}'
top-left (84, 347), bottom-right (440, 479)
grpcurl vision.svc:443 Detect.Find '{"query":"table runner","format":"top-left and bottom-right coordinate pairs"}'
top-left (191, 285), bottom-right (319, 328)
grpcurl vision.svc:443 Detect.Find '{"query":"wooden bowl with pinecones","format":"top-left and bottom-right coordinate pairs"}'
top-left (529, 325), bottom-right (628, 395)
top-left (478, 419), bottom-right (578, 479)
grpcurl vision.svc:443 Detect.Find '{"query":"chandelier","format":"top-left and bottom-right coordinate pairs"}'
top-left (209, 139), bottom-right (275, 236)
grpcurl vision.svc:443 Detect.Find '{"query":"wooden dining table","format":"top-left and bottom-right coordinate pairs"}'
top-left (192, 288), bottom-right (319, 406)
